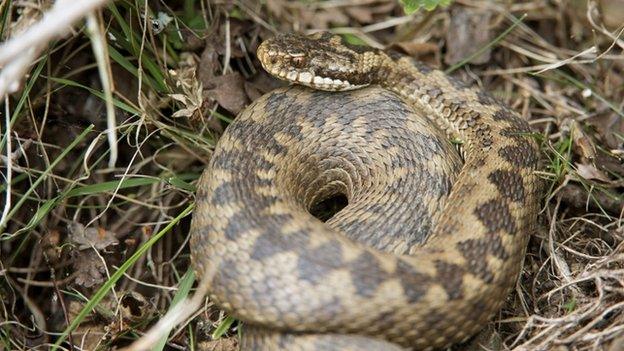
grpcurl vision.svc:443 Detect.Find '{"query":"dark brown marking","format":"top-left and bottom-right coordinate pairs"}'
top-left (465, 111), bottom-right (481, 127)
top-left (492, 109), bottom-right (509, 120)
top-left (349, 251), bottom-right (389, 298)
top-left (407, 58), bottom-right (434, 74)
top-left (487, 169), bottom-right (525, 203)
top-left (449, 101), bottom-right (462, 112)
top-left (252, 193), bottom-right (280, 210)
top-left (476, 90), bottom-right (499, 106)
top-left (422, 308), bottom-right (447, 330)
top-left (498, 141), bottom-right (538, 168)
top-left (434, 260), bottom-right (465, 300)
top-left (474, 199), bottom-right (517, 235)
top-left (455, 236), bottom-right (510, 284)
top-left (210, 181), bottom-right (235, 206)
top-left (493, 109), bottom-right (531, 133)
top-left (223, 212), bottom-right (254, 241)
top-left (210, 150), bottom-right (239, 171)
top-left (249, 215), bottom-right (305, 260)
top-left (297, 240), bottom-right (344, 284)
top-left (501, 126), bottom-right (529, 139)
top-left (399, 74), bottom-right (417, 87)
top-left (395, 259), bottom-right (431, 303)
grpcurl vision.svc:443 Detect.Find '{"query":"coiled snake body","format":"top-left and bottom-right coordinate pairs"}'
top-left (190, 32), bottom-right (540, 350)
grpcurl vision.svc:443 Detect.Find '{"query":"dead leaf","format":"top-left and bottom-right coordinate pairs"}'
top-left (445, 6), bottom-right (493, 65)
top-left (67, 300), bottom-right (109, 350)
top-left (73, 251), bottom-right (107, 288)
top-left (169, 55), bottom-right (204, 119)
top-left (388, 42), bottom-right (441, 67)
top-left (42, 229), bottom-right (62, 263)
top-left (575, 162), bottom-right (611, 182)
top-left (68, 222), bottom-right (118, 251)
top-left (244, 70), bottom-right (285, 101)
top-left (204, 72), bottom-right (249, 115)
top-left (345, 7), bottom-right (374, 23)
top-left (198, 42), bottom-right (221, 84)
top-left (594, 152), bottom-right (624, 179)
top-left (590, 111), bottom-right (624, 150)
top-left (299, 9), bottom-right (349, 29)
top-left (178, 27), bottom-right (205, 51)
top-left (119, 291), bottom-right (154, 322)
top-left (571, 121), bottom-right (597, 160)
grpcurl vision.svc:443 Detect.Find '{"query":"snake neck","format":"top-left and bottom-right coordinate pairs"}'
top-left (366, 54), bottom-right (540, 252)
top-left (369, 54), bottom-right (500, 160)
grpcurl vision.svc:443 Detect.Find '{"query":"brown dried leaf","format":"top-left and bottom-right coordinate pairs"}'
top-left (244, 70), bottom-right (285, 101)
top-left (42, 229), bottom-right (62, 262)
top-left (204, 72), bottom-right (249, 115)
top-left (560, 183), bottom-right (622, 214)
top-left (594, 152), bottom-right (624, 179)
top-left (575, 162), bottom-right (611, 182)
top-left (590, 111), bottom-right (624, 150)
top-left (178, 27), bottom-right (205, 51)
top-left (73, 251), bottom-right (106, 288)
top-left (198, 43), bottom-right (221, 84)
top-left (571, 121), bottom-right (597, 160)
top-left (119, 291), bottom-right (154, 322)
top-left (170, 55), bottom-right (204, 119)
top-left (445, 6), bottom-right (493, 65)
top-left (68, 222), bottom-right (118, 251)
top-left (345, 7), bottom-right (374, 23)
top-left (11, 2), bottom-right (51, 35)
top-left (299, 9), bottom-right (349, 29)
top-left (389, 42), bottom-right (441, 65)
top-left (67, 301), bottom-right (109, 350)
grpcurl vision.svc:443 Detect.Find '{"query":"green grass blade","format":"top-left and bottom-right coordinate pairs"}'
top-left (0, 56), bottom-right (47, 153)
top-left (107, 44), bottom-right (161, 91)
top-left (0, 125), bottom-right (95, 233)
top-left (49, 77), bottom-right (140, 115)
top-left (67, 178), bottom-right (159, 197)
top-left (212, 315), bottom-right (236, 340)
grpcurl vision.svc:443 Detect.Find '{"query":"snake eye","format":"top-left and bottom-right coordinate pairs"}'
top-left (292, 56), bottom-right (306, 68)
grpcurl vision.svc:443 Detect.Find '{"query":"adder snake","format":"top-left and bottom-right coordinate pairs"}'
top-left (189, 32), bottom-right (540, 350)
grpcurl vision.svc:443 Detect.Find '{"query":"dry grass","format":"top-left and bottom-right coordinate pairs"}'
top-left (0, 0), bottom-right (622, 350)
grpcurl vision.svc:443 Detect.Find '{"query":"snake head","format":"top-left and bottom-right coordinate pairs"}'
top-left (257, 32), bottom-right (379, 91)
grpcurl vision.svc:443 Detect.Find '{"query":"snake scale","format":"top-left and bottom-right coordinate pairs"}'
top-left (189, 32), bottom-right (540, 350)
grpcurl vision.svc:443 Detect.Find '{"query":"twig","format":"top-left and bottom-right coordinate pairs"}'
top-left (0, 96), bottom-right (11, 229)
top-left (0, 0), bottom-right (112, 99)
top-left (86, 10), bottom-right (118, 168)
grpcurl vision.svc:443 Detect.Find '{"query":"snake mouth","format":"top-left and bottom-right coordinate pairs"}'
top-left (273, 68), bottom-right (364, 91)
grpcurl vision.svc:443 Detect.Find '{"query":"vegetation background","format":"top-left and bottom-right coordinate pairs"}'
top-left (0, 0), bottom-right (623, 350)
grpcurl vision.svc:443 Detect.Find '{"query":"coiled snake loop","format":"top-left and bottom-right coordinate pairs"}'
top-left (190, 32), bottom-right (540, 350)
